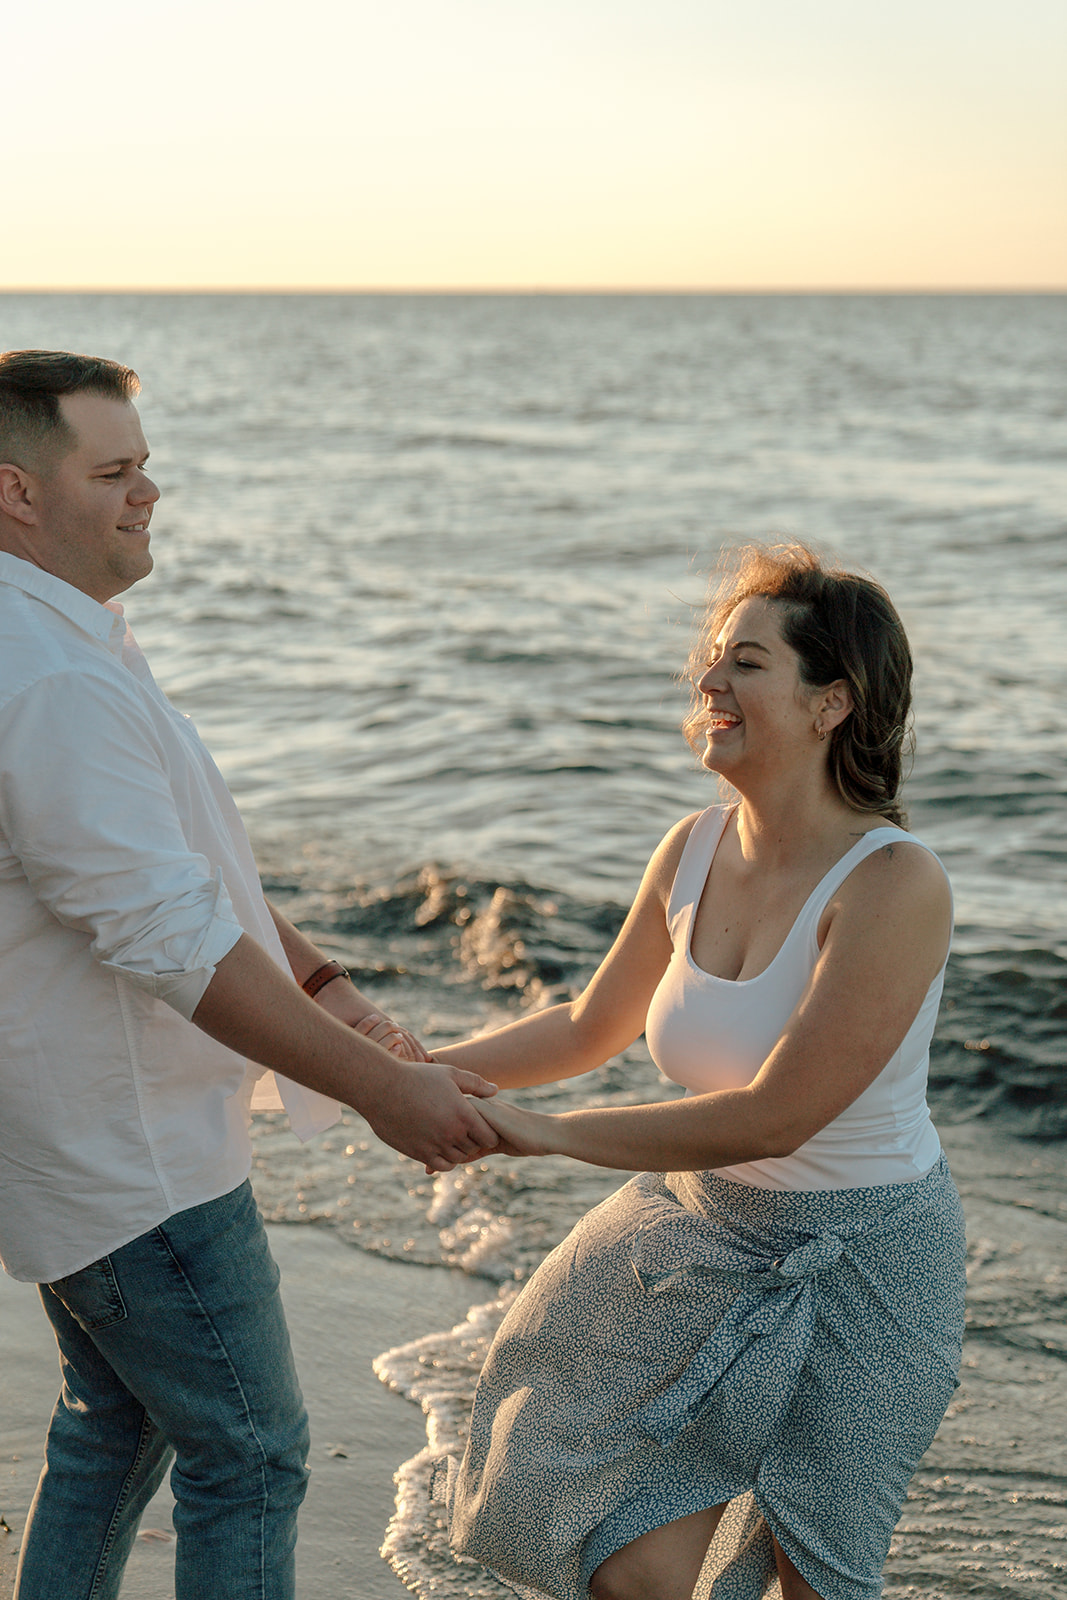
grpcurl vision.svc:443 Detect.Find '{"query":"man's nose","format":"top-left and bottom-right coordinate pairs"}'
top-left (131, 471), bottom-right (161, 505)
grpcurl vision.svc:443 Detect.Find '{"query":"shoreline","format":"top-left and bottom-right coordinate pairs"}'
top-left (0, 1227), bottom-right (492, 1600)
top-left (3, 1119), bottom-right (1066, 1599)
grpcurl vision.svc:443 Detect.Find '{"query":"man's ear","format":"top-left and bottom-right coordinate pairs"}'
top-left (0, 464), bottom-right (39, 526)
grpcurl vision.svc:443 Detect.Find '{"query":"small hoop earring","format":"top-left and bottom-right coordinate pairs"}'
top-left (816, 725), bottom-right (827, 742)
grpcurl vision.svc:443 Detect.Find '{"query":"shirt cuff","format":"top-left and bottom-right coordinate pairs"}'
top-left (100, 870), bottom-right (246, 1020)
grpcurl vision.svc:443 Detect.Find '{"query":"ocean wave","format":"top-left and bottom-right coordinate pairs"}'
top-left (264, 861), bottom-right (1067, 1139)
top-left (933, 946), bottom-right (1067, 1135)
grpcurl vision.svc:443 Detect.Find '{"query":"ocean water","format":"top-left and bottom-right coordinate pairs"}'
top-left (3, 293), bottom-right (1066, 1596)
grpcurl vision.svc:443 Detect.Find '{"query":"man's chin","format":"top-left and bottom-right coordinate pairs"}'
top-left (118, 553), bottom-right (155, 593)
top-left (97, 568), bottom-right (152, 607)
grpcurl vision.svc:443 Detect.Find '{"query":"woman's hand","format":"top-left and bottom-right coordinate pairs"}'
top-left (353, 1011), bottom-right (432, 1062)
top-left (476, 1096), bottom-right (561, 1158)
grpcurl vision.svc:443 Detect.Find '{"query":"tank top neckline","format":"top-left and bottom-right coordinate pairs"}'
top-left (684, 807), bottom-right (904, 988)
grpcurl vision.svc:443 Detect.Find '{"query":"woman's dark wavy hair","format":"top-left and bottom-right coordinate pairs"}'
top-left (683, 542), bottom-right (914, 827)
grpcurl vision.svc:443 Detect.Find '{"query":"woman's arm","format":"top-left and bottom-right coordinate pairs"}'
top-left (430, 814), bottom-right (699, 1089)
top-left (479, 841), bottom-right (952, 1168)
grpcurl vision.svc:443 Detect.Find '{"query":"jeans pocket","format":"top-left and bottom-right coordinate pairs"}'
top-left (49, 1255), bottom-right (128, 1330)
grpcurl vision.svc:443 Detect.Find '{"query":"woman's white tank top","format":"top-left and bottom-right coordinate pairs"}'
top-left (644, 805), bottom-right (946, 1190)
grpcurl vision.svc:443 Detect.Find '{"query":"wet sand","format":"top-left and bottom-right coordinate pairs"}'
top-left (877, 1121), bottom-right (1067, 1598)
top-left (0, 1227), bottom-right (491, 1600)
top-left (373, 1120), bottom-right (1067, 1600)
top-left (2, 1119), bottom-right (1066, 1599)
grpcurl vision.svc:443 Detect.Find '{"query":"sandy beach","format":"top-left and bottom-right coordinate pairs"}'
top-left (373, 1118), bottom-right (1067, 1600)
top-left (3, 1117), bottom-right (1066, 1599)
top-left (0, 1227), bottom-right (492, 1600)
top-left (1, 296), bottom-right (1062, 1600)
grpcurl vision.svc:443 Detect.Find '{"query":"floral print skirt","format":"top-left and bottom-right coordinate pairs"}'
top-left (444, 1154), bottom-right (966, 1600)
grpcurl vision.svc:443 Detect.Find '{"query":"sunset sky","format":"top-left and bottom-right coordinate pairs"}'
top-left (6, 0), bottom-right (1065, 290)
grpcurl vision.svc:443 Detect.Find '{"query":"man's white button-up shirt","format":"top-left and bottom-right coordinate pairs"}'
top-left (0, 555), bottom-right (338, 1282)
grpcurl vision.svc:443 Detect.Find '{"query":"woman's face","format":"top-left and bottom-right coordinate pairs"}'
top-left (694, 595), bottom-right (823, 778)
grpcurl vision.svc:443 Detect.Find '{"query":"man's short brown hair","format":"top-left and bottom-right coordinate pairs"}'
top-left (0, 350), bottom-right (141, 474)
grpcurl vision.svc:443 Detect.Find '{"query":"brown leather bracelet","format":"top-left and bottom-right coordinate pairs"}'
top-left (302, 960), bottom-right (351, 999)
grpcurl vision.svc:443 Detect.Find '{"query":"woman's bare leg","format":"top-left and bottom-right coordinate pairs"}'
top-left (773, 1534), bottom-right (826, 1600)
top-left (588, 1505), bottom-right (726, 1600)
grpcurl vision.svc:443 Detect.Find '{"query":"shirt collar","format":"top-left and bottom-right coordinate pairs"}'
top-left (0, 552), bottom-right (128, 651)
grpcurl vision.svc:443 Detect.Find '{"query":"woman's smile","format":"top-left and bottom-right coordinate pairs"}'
top-left (705, 710), bottom-right (742, 734)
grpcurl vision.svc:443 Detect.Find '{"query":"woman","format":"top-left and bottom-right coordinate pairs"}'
top-left (432, 542), bottom-right (966, 1600)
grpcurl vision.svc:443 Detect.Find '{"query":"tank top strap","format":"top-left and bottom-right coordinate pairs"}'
top-left (791, 826), bottom-right (950, 949)
top-left (665, 805), bottom-right (734, 945)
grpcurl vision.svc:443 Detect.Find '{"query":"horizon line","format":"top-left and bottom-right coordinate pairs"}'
top-left (2, 283), bottom-right (1064, 297)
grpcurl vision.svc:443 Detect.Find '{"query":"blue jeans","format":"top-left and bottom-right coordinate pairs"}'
top-left (14, 1182), bottom-right (309, 1600)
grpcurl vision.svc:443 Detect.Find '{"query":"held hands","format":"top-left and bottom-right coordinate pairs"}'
top-left (364, 1059), bottom-right (501, 1173)
top-left (348, 1014), bottom-right (558, 1166)
top-left (353, 1011), bottom-right (433, 1062)
top-left (310, 986), bottom-right (495, 1168)
top-left (472, 1094), bottom-right (560, 1159)
top-left (348, 1023), bottom-right (565, 1168)
top-left (310, 977), bottom-right (432, 1061)
top-left (350, 1016), bottom-right (499, 1171)
top-left (409, 1091), bottom-right (556, 1177)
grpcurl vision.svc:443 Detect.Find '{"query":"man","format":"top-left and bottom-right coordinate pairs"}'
top-left (0, 350), bottom-right (499, 1600)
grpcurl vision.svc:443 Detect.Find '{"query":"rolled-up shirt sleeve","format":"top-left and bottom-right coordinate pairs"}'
top-left (0, 668), bottom-right (247, 1019)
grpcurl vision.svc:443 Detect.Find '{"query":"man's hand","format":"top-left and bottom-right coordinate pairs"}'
top-left (192, 933), bottom-right (498, 1172)
top-left (363, 1060), bottom-right (500, 1172)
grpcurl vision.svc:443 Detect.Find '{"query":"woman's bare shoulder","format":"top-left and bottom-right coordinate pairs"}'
top-left (840, 832), bottom-right (951, 918)
top-left (814, 833), bottom-right (951, 983)
top-left (644, 806), bottom-right (717, 900)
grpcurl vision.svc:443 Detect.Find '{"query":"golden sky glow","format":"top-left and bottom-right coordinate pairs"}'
top-left (6, 0), bottom-right (1065, 289)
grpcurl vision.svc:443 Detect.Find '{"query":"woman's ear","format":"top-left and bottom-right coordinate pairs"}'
top-left (819, 680), bottom-right (853, 732)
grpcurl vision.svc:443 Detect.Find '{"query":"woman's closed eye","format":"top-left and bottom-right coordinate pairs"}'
top-left (704, 649), bottom-right (762, 672)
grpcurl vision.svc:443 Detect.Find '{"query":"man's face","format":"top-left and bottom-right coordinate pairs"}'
top-left (30, 392), bottom-right (160, 603)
